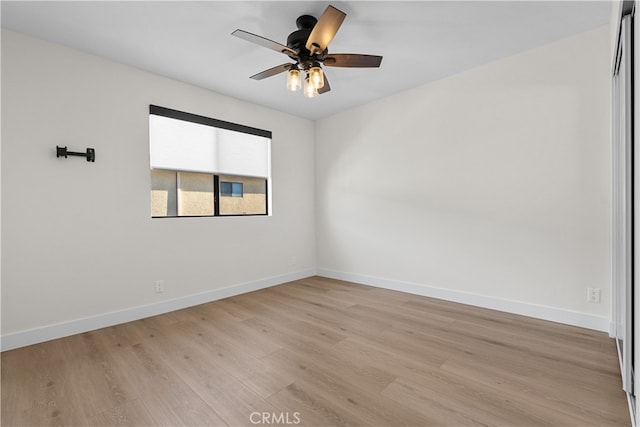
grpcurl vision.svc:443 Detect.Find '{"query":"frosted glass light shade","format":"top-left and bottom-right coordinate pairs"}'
top-left (304, 76), bottom-right (318, 98)
top-left (286, 69), bottom-right (301, 91)
top-left (309, 66), bottom-right (324, 89)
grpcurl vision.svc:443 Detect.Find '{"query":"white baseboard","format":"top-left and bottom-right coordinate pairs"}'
top-left (317, 268), bottom-right (609, 332)
top-left (3, 267), bottom-right (609, 351)
top-left (1, 269), bottom-right (316, 352)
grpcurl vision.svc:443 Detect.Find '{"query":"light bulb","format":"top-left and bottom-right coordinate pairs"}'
top-left (304, 76), bottom-right (318, 98)
top-left (309, 66), bottom-right (324, 89)
top-left (286, 68), bottom-right (301, 91)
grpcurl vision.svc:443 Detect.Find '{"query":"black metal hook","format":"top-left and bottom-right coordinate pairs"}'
top-left (56, 146), bottom-right (95, 162)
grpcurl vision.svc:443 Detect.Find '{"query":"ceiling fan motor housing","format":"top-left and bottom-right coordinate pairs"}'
top-left (287, 15), bottom-right (328, 70)
top-left (286, 28), bottom-right (311, 52)
top-left (296, 14), bottom-right (317, 30)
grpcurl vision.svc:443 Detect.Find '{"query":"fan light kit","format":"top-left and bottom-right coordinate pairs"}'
top-left (232, 5), bottom-right (383, 98)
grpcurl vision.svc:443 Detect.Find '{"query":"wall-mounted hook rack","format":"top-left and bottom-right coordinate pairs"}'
top-left (56, 146), bottom-right (95, 162)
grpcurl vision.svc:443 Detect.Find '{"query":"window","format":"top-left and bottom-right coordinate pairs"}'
top-left (149, 105), bottom-right (271, 217)
top-left (220, 181), bottom-right (243, 197)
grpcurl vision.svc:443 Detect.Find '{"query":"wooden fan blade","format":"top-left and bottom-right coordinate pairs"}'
top-left (324, 54), bottom-right (383, 68)
top-left (232, 29), bottom-right (297, 57)
top-left (318, 73), bottom-right (331, 95)
top-left (305, 5), bottom-right (346, 55)
top-left (250, 63), bottom-right (295, 80)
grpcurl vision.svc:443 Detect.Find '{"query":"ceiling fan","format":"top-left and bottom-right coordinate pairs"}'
top-left (231, 5), bottom-right (383, 98)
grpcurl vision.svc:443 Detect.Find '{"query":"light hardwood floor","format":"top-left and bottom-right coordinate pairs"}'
top-left (1, 277), bottom-right (630, 426)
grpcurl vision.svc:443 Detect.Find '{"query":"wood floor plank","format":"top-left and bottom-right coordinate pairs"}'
top-left (255, 287), bottom-right (395, 339)
top-left (86, 398), bottom-right (165, 427)
top-left (118, 374), bottom-right (226, 427)
top-left (440, 349), bottom-right (629, 425)
top-left (177, 371), bottom-right (278, 427)
top-left (188, 303), bottom-right (284, 359)
top-left (268, 281), bottom-right (359, 310)
top-left (261, 348), bottom-right (429, 426)
top-left (266, 383), bottom-right (354, 426)
top-left (105, 333), bottom-right (229, 426)
top-left (259, 335), bottom-right (398, 395)
top-left (1, 276), bottom-right (630, 426)
top-left (381, 375), bottom-right (557, 426)
top-left (194, 331), bottom-right (296, 399)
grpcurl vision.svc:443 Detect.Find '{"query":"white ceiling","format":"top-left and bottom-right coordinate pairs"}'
top-left (1, 1), bottom-right (611, 120)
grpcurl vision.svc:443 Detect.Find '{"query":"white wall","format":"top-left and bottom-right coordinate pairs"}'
top-left (1, 29), bottom-right (316, 349)
top-left (315, 26), bottom-right (611, 329)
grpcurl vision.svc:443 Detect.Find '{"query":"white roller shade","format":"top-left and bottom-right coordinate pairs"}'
top-left (150, 114), bottom-right (270, 178)
top-left (149, 115), bottom-right (217, 173)
top-left (216, 128), bottom-right (270, 178)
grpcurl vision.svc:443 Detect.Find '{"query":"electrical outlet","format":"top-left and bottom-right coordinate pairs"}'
top-left (587, 287), bottom-right (601, 303)
top-left (155, 280), bottom-right (164, 294)
top-left (290, 256), bottom-right (298, 266)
